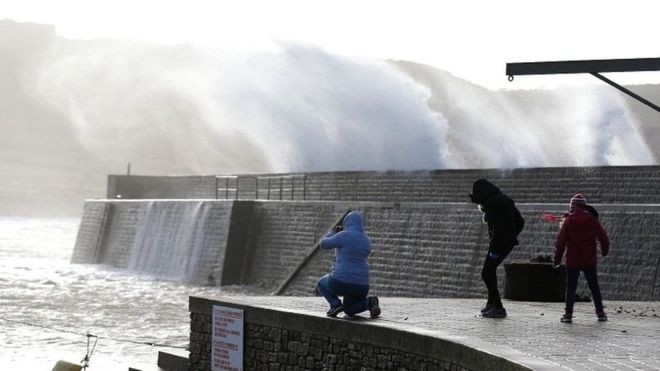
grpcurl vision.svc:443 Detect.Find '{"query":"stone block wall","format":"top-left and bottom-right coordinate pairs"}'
top-left (107, 175), bottom-right (218, 199)
top-left (297, 166), bottom-right (660, 204)
top-left (107, 166), bottom-right (660, 204)
top-left (71, 200), bottom-right (235, 285)
top-left (188, 297), bottom-right (528, 371)
top-left (72, 199), bottom-right (660, 300)
top-left (281, 203), bottom-right (660, 301)
top-left (96, 201), bottom-right (142, 268)
top-left (240, 202), bottom-right (349, 288)
top-left (71, 201), bottom-right (109, 263)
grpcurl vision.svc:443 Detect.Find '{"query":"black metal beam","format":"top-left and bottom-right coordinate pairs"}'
top-left (591, 72), bottom-right (660, 113)
top-left (505, 57), bottom-right (660, 113)
top-left (506, 57), bottom-right (660, 77)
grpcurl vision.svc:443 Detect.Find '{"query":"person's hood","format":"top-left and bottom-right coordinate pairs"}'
top-left (342, 211), bottom-right (364, 232)
top-left (469, 179), bottom-right (502, 205)
top-left (568, 208), bottom-right (594, 227)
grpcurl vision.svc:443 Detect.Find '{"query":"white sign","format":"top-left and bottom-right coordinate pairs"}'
top-left (212, 305), bottom-right (244, 371)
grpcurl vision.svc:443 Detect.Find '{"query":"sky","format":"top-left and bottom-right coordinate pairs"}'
top-left (3, 0), bottom-right (659, 89)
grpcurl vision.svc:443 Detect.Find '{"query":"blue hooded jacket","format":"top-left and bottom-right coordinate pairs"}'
top-left (319, 211), bottom-right (371, 286)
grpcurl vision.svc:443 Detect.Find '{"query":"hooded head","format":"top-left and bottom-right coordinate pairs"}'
top-left (342, 211), bottom-right (364, 232)
top-left (569, 193), bottom-right (587, 212)
top-left (469, 179), bottom-right (502, 205)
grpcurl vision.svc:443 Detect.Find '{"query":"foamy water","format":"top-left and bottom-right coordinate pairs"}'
top-left (0, 217), bottom-right (255, 370)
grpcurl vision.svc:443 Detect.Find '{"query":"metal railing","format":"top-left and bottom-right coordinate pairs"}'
top-left (215, 174), bottom-right (307, 200)
top-left (255, 174), bottom-right (306, 200)
top-left (215, 176), bottom-right (239, 200)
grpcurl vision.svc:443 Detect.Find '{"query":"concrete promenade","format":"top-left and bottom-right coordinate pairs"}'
top-left (226, 296), bottom-right (660, 370)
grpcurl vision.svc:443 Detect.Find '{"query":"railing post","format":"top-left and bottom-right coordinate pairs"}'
top-left (303, 175), bottom-right (307, 201)
top-left (225, 177), bottom-right (229, 199)
top-left (279, 177), bottom-right (283, 200)
top-left (235, 176), bottom-right (239, 200)
top-left (267, 178), bottom-right (271, 200)
top-left (255, 177), bottom-right (259, 200)
top-left (215, 176), bottom-right (219, 199)
top-left (291, 176), bottom-right (295, 200)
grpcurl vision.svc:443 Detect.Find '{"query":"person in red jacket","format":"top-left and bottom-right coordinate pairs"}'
top-left (554, 193), bottom-right (609, 323)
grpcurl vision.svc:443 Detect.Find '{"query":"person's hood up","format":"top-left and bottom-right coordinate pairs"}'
top-left (342, 211), bottom-right (364, 232)
top-left (469, 179), bottom-right (502, 205)
top-left (568, 208), bottom-right (594, 228)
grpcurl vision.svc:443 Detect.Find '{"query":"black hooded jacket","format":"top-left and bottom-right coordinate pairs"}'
top-left (469, 179), bottom-right (525, 253)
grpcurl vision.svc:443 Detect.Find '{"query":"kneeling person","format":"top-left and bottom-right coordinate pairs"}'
top-left (316, 211), bottom-right (380, 318)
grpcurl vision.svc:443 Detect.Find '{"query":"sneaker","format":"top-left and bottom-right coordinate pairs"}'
top-left (482, 307), bottom-right (507, 318)
top-left (368, 296), bottom-right (381, 318)
top-left (480, 303), bottom-right (493, 314)
top-left (326, 305), bottom-right (344, 317)
top-left (597, 311), bottom-right (608, 322)
top-left (560, 312), bottom-right (573, 323)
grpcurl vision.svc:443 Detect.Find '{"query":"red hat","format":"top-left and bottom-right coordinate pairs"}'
top-left (570, 193), bottom-right (587, 207)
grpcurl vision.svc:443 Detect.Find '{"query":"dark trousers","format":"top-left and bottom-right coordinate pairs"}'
top-left (317, 274), bottom-right (369, 316)
top-left (565, 267), bottom-right (604, 313)
top-left (481, 246), bottom-right (513, 309)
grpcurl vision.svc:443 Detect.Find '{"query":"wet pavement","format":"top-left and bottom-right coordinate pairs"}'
top-left (221, 296), bottom-right (660, 370)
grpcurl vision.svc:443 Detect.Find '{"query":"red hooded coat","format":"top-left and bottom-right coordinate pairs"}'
top-left (554, 206), bottom-right (609, 268)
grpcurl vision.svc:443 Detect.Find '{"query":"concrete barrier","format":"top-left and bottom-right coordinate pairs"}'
top-left (188, 296), bottom-right (536, 371)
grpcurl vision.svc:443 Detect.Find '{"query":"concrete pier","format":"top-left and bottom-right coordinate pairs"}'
top-left (189, 296), bottom-right (660, 371)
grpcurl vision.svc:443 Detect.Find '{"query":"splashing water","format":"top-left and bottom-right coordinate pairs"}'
top-left (3, 20), bottom-right (649, 178)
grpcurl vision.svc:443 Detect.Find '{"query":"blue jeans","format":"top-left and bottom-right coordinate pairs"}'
top-left (565, 267), bottom-right (604, 313)
top-left (317, 274), bottom-right (369, 316)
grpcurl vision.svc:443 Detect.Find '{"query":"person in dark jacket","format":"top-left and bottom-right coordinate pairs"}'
top-left (316, 211), bottom-right (381, 318)
top-left (470, 179), bottom-right (524, 318)
top-left (554, 193), bottom-right (609, 323)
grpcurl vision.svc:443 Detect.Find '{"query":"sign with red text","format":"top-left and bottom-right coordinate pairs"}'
top-left (212, 305), bottom-right (244, 371)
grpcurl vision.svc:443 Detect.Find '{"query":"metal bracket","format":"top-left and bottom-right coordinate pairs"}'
top-left (506, 57), bottom-right (660, 113)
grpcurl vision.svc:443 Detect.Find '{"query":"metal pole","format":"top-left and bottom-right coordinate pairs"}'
top-left (255, 177), bottom-right (259, 199)
top-left (591, 72), bottom-right (660, 113)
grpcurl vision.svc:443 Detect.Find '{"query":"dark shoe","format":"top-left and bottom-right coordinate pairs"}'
top-left (560, 312), bottom-right (573, 323)
top-left (368, 296), bottom-right (381, 318)
top-left (480, 303), bottom-right (493, 314)
top-left (482, 307), bottom-right (507, 318)
top-left (326, 305), bottom-right (344, 317)
top-left (597, 311), bottom-right (608, 322)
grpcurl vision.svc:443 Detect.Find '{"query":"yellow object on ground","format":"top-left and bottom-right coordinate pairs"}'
top-left (52, 360), bottom-right (82, 371)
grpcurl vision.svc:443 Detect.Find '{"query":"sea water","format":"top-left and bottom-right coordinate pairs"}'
top-left (0, 216), bottom-right (238, 370)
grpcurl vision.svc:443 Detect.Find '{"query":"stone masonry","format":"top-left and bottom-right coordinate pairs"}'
top-left (188, 296), bottom-right (529, 371)
top-left (189, 296), bottom-right (660, 371)
top-left (108, 166), bottom-right (660, 204)
top-left (72, 200), bottom-right (660, 300)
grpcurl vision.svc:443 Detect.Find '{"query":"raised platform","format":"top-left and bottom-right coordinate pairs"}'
top-left (189, 296), bottom-right (660, 371)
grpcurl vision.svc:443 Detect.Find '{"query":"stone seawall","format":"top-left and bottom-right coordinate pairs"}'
top-left (281, 203), bottom-right (660, 301)
top-left (107, 175), bottom-right (218, 199)
top-left (107, 165), bottom-right (660, 204)
top-left (188, 296), bottom-right (532, 371)
top-left (73, 200), bottom-right (235, 284)
top-left (73, 200), bottom-right (660, 300)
